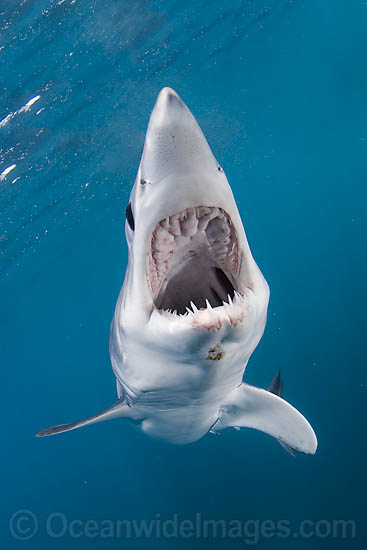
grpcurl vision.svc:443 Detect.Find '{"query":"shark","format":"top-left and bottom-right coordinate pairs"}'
top-left (37, 87), bottom-right (317, 455)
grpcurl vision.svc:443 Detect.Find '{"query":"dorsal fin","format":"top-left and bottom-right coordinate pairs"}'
top-left (268, 370), bottom-right (282, 396)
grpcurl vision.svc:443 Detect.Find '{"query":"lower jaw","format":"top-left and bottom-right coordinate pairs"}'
top-left (157, 290), bottom-right (248, 331)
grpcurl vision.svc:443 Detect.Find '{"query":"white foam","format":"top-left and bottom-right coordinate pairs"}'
top-left (0, 164), bottom-right (16, 181)
top-left (0, 94), bottom-right (41, 128)
top-left (21, 95), bottom-right (41, 112)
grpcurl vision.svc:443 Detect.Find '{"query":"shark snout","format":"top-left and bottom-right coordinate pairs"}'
top-left (153, 87), bottom-right (185, 119)
top-left (139, 87), bottom-right (217, 185)
top-left (134, 87), bottom-right (243, 255)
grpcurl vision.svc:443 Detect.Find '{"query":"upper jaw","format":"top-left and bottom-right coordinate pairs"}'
top-left (149, 206), bottom-right (240, 309)
top-left (133, 86), bottom-right (246, 251)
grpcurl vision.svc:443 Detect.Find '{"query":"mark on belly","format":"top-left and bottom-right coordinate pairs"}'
top-left (207, 344), bottom-right (225, 361)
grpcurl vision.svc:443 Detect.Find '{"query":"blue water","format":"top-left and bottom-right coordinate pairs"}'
top-left (1, 1), bottom-right (366, 548)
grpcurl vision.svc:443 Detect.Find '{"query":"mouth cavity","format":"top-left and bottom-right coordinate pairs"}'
top-left (148, 207), bottom-right (241, 316)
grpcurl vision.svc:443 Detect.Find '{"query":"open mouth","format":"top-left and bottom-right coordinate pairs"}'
top-left (148, 206), bottom-right (243, 318)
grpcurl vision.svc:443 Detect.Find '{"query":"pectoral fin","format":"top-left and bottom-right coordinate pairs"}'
top-left (216, 383), bottom-right (317, 454)
top-left (35, 400), bottom-right (132, 437)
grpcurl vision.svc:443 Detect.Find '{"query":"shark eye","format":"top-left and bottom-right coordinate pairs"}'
top-left (126, 202), bottom-right (135, 231)
top-left (217, 165), bottom-right (223, 172)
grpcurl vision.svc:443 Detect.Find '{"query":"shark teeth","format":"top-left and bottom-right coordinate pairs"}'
top-left (160, 291), bottom-right (248, 330)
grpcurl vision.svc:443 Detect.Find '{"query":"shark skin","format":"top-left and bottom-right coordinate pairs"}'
top-left (37, 88), bottom-right (317, 455)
